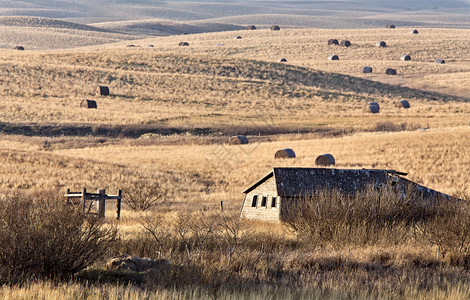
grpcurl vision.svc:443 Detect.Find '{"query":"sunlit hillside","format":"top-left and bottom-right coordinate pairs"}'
top-left (0, 16), bottom-right (470, 299)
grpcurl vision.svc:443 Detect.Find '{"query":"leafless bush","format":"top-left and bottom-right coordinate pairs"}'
top-left (0, 191), bottom-right (117, 284)
top-left (285, 186), bottom-right (433, 248)
top-left (372, 121), bottom-right (424, 132)
top-left (415, 194), bottom-right (470, 260)
top-left (123, 181), bottom-right (169, 211)
top-left (215, 213), bottom-right (244, 266)
top-left (174, 211), bottom-right (219, 260)
top-left (141, 211), bottom-right (244, 265)
top-left (140, 212), bottom-right (172, 259)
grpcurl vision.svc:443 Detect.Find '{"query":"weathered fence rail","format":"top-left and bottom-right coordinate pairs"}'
top-left (65, 188), bottom-right (122, 220)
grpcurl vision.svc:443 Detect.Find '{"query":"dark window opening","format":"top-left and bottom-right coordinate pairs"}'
top-left (261, 196), bottom-right (267, 207)
top-left (251, 195), bottom-right (258, 207)
top-left (271, 197), bottom-right (277, 208)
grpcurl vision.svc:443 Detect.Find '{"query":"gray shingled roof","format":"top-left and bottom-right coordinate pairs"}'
top-left (244, 168), bottom-right (450, 200)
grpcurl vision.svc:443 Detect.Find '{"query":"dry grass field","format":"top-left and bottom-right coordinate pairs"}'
top-left (0, 23), bottom-right (470, 299)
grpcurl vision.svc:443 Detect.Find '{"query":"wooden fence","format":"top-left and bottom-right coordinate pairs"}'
top-left (65, 188), bottom-right (122, 220)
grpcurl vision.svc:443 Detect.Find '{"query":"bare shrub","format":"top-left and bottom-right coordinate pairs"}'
top-left (415, 194), bottom-right (470, 260)
top-left (285, 186), bottom-right (432, 248)
top-left (174, 211), bottom-right (219, 260)
top-left (123, 181), bottom-right (169, 211)
top-left (141, 211), bottom-right (244, 266)
top-left (373, 122), bottom-right (422, 132)
top-left (0, 192), bottom-right (117, 284)
top-left (140, 212), bottom-right (172, 258)
top-left (215, 213), bottom-right (244, 266)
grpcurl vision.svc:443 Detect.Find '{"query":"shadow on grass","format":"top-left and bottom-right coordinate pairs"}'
top-left (0, 122), bottom-right (354, 139)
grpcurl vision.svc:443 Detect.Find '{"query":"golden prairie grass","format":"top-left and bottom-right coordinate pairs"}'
top-left (53, 127), bottom-right (470, 198)
top-left (111, 27), bottom-right (470, 96)
top-left (0, 48), bottom-right (468, 130)
top-left (0, 27), bottom-right (469, 299)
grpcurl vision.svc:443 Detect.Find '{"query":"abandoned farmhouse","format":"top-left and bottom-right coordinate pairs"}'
top-left (240, 168), bottom-right (451, 222)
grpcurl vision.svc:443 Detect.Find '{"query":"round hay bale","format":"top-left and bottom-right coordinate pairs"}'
top-left (401, 54), bottom-right (411, 61)
top-left (146, 44), bottom-right (154, 47)
top-left (328, 54), bottom-right (339, 61)
top-left (396, 100), bottom-right (410, 109)
top-left (178, 42), bottom-right (189, 46)
top-left (385, 68), bottom-right (397, 75)
top-left (270, 25), bottom-right (280, 31)
top-left (435, 59), bottom-right (445, 64)
top-left (126, 44), bottom-right (135, 47)
top-left (376, 41), bottom-right (387, 47)
top-left (246, 25), bottom-right (256, 30)
top-left (365, 102), bottom-right (380, 114)
top-left (229, 135), bottom-right (249, 145)
top-left (234, 36), bottom-right (242, 39)
top-left (278, 58), bottom-right (287, 62)
top-left (274, 148), bottom-right (295, 159)
top-left (362, 66), bottom-right (373, 73)
top-left (386, 24), bottom-right (396, 29)
top-left (99, 85), bottom-right (110, 96)
top-left (80, 100), bottom-right (97, 109)
top-left (315, 154), bottom-right (335, 166)
top-left (14, 46), bottom-right (25, 50)
top-left (410, 29), bottom-right (419, 34)
top-left (328, 39), bottom-right (339, 45)
top-left (340, 40), bottom-right (351, 47)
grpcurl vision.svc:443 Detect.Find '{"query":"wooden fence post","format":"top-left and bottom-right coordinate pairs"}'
top-left (66, 188), bottom-right (70, 204)
top-left (117, 190), bottom-right (122, 220)
top-left (98, 189), bottom-right (106, 219)
top-left (82, 188), bottom-right (87, 214)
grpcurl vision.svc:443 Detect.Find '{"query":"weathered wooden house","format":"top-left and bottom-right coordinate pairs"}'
top-left (240, 167), bottom-right (450, 222)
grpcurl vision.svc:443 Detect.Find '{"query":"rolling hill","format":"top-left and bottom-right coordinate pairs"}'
top-left (0, 0), bottom-right (468, 31)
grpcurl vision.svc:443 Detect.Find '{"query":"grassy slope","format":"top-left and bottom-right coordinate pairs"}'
top-left (96, 27), bottom-right (470, 97)
top-left (0, 17), bottom-right (469, 300)
top-left (0, 17), bottom-right (140, 50)
top-left (0, 27), bottom-right (468, 198)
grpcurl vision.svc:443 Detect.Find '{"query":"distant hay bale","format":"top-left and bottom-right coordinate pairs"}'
top-left (385, 68), bottom-right (397, 75)
top-left (274, 148), bottom-right (295, 159)
top-left (246, 25), bottom-right (256, 30)
top-left (362, 66), bottom-right (373, 73)
top-left (340, 40), bottom-right (351, 47)
top-left (99, 86), bottom-right (110, 96)
top-left (386, 24), bottom-right (396, 29)
top-left (376, 41), bottom-right (387, 47)
top-left (270, 25), bottom-right (280, 31)
top-left (14, 46), bottom-right (24, 50)
top-left (278, 58), bottom-right (287, 62)
top-left (315, 154), bottom-right (335, 166)
top-left (396, 100), bottom-right (410, 109)
top-left (80, 100), bottom-right (97, 109)
top-left (178, 42), bottom-right (189, 46)
top-left (365, 102), bottom-right (380, 114)
top-left (328, 54), bottom-right (339, 61)
top-left (234, 36), bottom-right (242, 39)
top-left (146, 44), bottom-right (154, 47)
top-left (401, 54), bottom-right (411, 61)
top-left (410, 29), bottom-right (419, 34)
top-left (328, 39), bottom-right (339, 45)
top-left (126, 45), bottom-right (135, 48)
top-left (435, 59), bottom-right (445, 64)
top-left (229, 135), bottom-right (248, 145)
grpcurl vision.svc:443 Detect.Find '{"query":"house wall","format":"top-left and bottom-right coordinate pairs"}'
top-left (240, 176), bottom-right (281, 222)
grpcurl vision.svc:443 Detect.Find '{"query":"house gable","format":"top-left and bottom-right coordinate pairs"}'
top-left (240, 175), bottom-right (281, 222)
